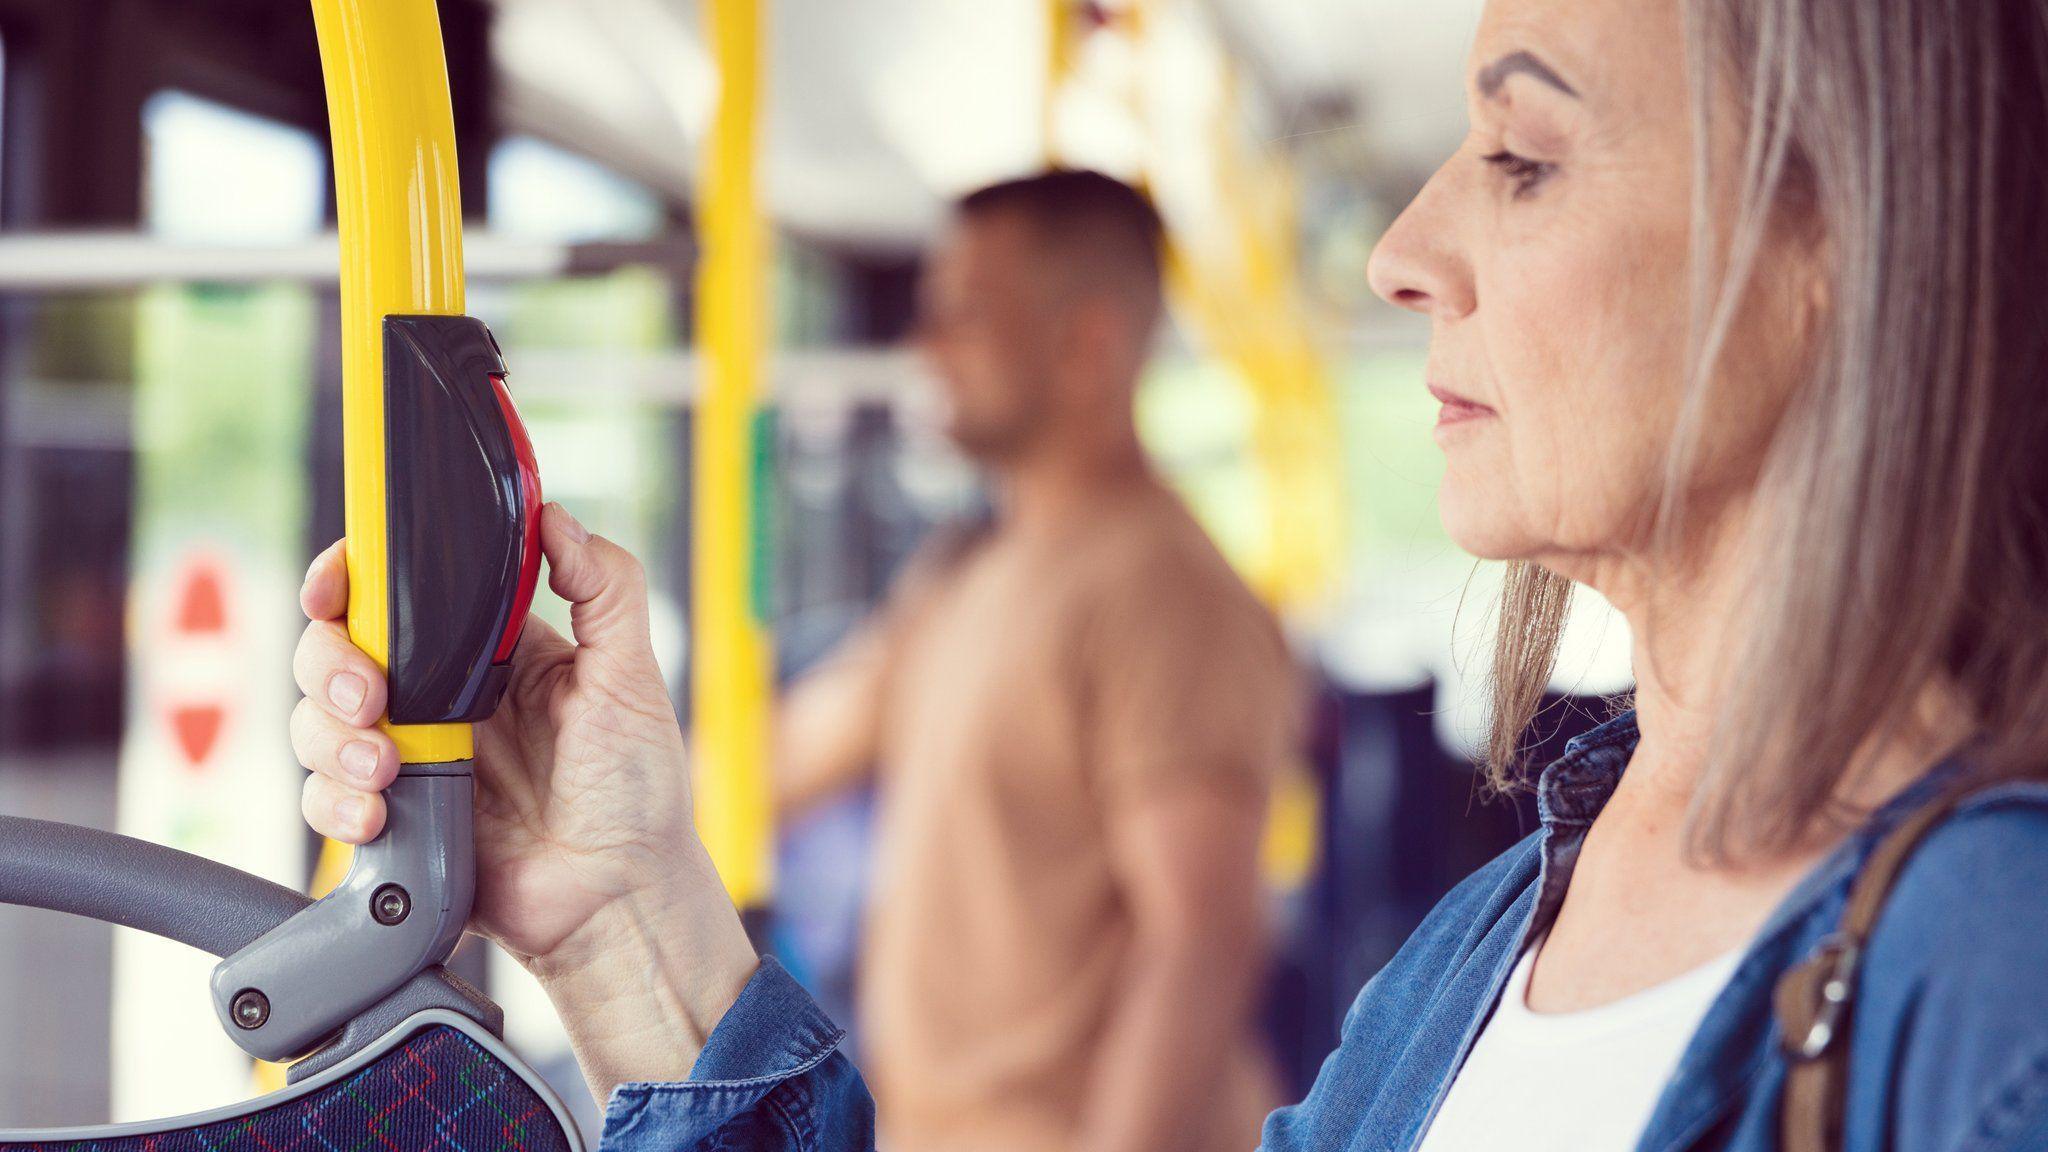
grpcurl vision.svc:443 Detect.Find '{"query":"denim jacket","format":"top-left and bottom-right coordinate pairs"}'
top-left (599, 712), bottom-right (2048, 1151)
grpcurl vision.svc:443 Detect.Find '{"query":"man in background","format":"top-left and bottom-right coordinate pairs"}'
top-left (777, 169), bottom-right (1300, 1152)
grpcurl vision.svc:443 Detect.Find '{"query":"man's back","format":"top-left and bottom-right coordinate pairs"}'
top-left (859, 476), bottom-right (1299, 1152)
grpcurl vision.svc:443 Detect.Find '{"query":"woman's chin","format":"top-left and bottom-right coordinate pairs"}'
top-left (1438, 485), bottom-right (1539, 561)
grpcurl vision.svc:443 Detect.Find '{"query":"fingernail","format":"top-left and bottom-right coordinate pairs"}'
top-left (554, 503), bottom-right (591, 544)
top-left (328, 672), bottom-right (367, 715)
top-left (340, 741), bottom-right (380, 784)
top-left (335, 797), bottom-right (365, 831)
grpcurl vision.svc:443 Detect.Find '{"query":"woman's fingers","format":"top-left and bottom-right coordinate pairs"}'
top-left (294, 540), bottom-right (387, 728)
top-left (295, 539), bottom-right (386, 847)
top-left (293, 618), bottom-right (387, 728)
top-left (540, 503), bottom-right (654, 658)
top-left (300, 539), bottom-right (349, 622)
top-left (290, 698), bottom-right (399, 792)
top-left (302, 771), bottom-right (386, 844)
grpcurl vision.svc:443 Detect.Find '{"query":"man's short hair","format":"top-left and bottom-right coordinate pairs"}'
top-left (956, 169), bottom-right (1165, 318)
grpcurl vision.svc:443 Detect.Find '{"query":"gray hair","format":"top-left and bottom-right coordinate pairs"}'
top-left (1487, 0), bottom-right (2048, 858)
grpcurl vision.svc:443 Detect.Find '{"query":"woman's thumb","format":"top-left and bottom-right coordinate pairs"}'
top-left (540, 503), bottom-right (653, 656)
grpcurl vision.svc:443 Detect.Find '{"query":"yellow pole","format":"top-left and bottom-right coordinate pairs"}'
top-left (1044, 0), bottom-right (1072, 162)
top-left (1050, 0), bottom-right (1330, 881)
top-left (693, 0), bottom-right (774, 908)
top-left (1123, 3), bottom-right (1344, 609)
top-left (311, 0), bottom-right (474, 767)
top-left (253, 0), bottom-right (473, 1093)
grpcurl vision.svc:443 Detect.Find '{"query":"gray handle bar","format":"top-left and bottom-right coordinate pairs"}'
top-left (0, 815), bottom-right (310, 956)
top-left (0, 812), bottom-right (499, 1082)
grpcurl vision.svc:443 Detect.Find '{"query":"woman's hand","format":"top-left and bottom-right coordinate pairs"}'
top-left (289, 503), bottom-right (757, 1091)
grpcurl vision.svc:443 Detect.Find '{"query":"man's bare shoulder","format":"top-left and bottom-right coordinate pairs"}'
top-left (1070, 483), bottom-right (1281, 638)
top-left (892, 513), bottom-right (998, 597)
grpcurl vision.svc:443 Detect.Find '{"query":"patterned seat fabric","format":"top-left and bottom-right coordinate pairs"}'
top-left (1, 1026), bottom-right (574, 1152)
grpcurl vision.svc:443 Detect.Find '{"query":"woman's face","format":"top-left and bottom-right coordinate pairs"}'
top-left (1369, 0), bottom-right (1813, 574)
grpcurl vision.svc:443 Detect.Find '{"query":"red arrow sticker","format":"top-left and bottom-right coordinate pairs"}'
top-left (168, 705), bottom-right (225, 767)
top-left (174, 565), bottom-right (228, 634)
top-left (154, 553), bottom-right (238, 774)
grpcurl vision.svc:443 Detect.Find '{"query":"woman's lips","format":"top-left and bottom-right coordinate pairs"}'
top-left (1428, 384), bottom-right (1496, 428)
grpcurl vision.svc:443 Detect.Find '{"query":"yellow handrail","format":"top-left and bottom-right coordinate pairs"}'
top-left (1045, 0), bottom-right (1344, 611)
top-left (692, 0), bottom-right (775, 908)
top-left (254, 0), bottom-right (475, 1093)
top-left (311, 0), bottom-right (474, 767)
top-left (1045, 0), bottom-right (1331, 885)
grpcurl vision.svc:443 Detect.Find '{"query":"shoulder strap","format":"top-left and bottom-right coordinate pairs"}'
top-left (1775, 783), bottom-right (1980, 1152)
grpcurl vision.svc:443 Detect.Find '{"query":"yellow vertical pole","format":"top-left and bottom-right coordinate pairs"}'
top-left (693, 0), bottom-right (774, 908)
top-left (312, 0), bottom-right (475, 768)
top-left (1044, 0), bottom-right (1073, 162)
top-left (252, 0), bottom-right (472, 1093)
top-left (1053, 0), bottom-right (1330, 881)
top-left (1127, 1), bottom-right (1344, 609)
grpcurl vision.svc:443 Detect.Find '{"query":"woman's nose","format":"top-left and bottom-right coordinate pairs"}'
top-left (1367, 187), bottom-right (1476, 321)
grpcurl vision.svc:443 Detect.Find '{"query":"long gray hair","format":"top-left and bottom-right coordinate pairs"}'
top-left (1487, 0), bottom-right (2048, 858)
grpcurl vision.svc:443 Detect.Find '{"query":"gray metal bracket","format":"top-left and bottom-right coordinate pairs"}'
top-left (208, 770), bottom-right (476, 1062)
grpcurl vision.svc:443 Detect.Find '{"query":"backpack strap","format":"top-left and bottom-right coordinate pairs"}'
top-left (1775, 783), bottom-right (1980, 1152)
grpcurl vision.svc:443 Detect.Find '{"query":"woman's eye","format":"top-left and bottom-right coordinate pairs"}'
top-left (1482, 150), bottom-right (1555, 198)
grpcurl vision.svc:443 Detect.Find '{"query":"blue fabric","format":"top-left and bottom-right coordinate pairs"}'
top-left (601, 957), bottom-right (872, 1151)
top-left (601, 713), bottom-right (2048, 1152)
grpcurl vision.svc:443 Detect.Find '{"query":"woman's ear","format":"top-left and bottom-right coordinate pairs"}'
top-left (1789, 230), bottom-right (1832, 350)
top-left (1806, 286), bottom-right (1832, 363)
top-left (1805, 247), bottom-right (1831, 324)
top-left (1766, 170), bottom-right (1832, 348)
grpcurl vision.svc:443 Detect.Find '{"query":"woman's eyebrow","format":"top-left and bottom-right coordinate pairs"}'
top-left (1476, 51), bottom-right (1580, 100)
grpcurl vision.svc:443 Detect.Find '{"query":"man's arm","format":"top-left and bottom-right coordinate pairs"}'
top-left (775, 524), bottom-right (982, 816)
top-left (775, 628), bottom-right (891, 816)
top-left (1073, 785), bottom-right (1273, 1152)
top-left (1067, 530), bottom-right (1299, 1152)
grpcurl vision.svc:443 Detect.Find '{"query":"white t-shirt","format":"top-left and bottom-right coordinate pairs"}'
top-left (1415, 942), bottom-right (1743, 1152)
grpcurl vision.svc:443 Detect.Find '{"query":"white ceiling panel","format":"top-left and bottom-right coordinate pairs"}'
top-left (488, 0), bottom-right (1486, 245)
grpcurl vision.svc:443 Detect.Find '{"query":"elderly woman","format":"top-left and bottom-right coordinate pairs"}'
top-left (287, 0), bottom-right (2048, 1148)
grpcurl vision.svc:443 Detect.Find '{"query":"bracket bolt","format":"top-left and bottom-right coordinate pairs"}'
top-left (231, 989), bottom-right (270, 1030)
top-left (371, 884), bottom-right (412, 926)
